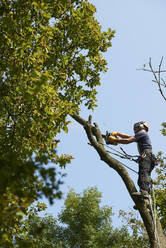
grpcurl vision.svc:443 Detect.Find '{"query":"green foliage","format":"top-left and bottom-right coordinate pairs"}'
top-left (58, 187), bottom-right (115, 248)
top-left (0, 152), bottom-right (65, 247)
top-left (58, 187), bottom-right (144, 248)
top-left (161, 122), bottom-right (166, 136)
top-left (152, 116), bottom-right (166, 233)
top-left (0, 0), bottom-right (114, 244)
top-left (119, 210), bottom-right (150, 247)
top-left (153, 152), bottom-right (166, 233)
top-left (15, 205), bottom-right (59, 248)
top-left (14, 187), bottom-right (144, 248)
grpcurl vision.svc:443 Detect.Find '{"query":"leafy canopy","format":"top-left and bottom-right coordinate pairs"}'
top-left (15, 187), bottom-right (137, 248)
top-left (0, 0), bottom-right (114, 162)
top-left (154, 151), bottom-right (166, 233)
top-left (0, 0), bottom-right (114, 244)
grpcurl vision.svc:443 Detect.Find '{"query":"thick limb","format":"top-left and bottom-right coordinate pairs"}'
top-left (71, 113), bottom-right (166, 248)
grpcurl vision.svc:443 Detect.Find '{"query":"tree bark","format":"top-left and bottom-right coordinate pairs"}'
top-left (71, 113), bottom-right (166, 248)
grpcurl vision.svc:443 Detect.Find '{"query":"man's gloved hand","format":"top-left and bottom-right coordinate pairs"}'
top-left (111, 131), bottom-right (118, 137)
top-left (109, 135), bottom-right (118, 145)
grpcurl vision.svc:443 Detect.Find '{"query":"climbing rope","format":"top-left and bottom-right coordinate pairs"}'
top-left (88, 142), bottom-right (138, 174)
top-left (100, 142), bottom-right (139, 162)
top-left (109, 152), bottom-right (138, 174)
top-left (99, 142), bottom-right (139, 174)
top-left (148, 187), bottom-right (161, 248)
top-left (152, 188), bottom-right (161, 248)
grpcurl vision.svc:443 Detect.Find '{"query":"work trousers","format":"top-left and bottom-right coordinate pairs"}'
top-left (138, 149), bottom-right (155, 193)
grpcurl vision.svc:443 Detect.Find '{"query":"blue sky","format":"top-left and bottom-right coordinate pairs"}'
top-left (43, 0), bottom-right (166, 227)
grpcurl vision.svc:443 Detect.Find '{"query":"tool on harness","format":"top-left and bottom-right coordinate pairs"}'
top-left (139, 151), bottom-right (159, 170)
top-left (148, 187), bottom-right (161, 248)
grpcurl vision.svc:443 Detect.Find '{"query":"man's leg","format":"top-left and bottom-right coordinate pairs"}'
top-left (138, 154), bottom-right (152, 193)
top-left (132, 156), bottom-right (151, 198)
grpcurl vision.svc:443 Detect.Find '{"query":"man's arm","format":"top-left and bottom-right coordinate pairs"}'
top-left (116, 136), bottom-right (137, 144)
top-left (116, 132), bottom-right (132, 139)
top-left (108, 134), bottom-right (136, 145)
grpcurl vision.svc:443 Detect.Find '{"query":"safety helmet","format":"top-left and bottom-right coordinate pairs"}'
top-left (133, 121), bottom-right (149, 133)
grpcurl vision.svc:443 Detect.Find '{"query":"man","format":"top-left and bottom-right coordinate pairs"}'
top-left (105, 121), bottom-right (157, 198)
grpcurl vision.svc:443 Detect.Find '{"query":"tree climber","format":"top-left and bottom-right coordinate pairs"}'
top-left (105, 121), bottom-right (157, 199)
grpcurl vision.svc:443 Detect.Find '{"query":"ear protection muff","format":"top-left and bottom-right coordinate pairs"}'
top-left (133, 121), bottom-right (149, 133)
top-left (139, 123), bottom-right (145, 129)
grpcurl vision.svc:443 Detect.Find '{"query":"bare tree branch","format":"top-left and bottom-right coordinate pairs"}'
top-left (158, 56), bottom-right (163, 84)
top-left (161, 78), bottom-right (166, 87)
top-left (137, 68), bottom-right (166, 73)
top-left (152, 80), bottom-right (166, 87)
top-left (139, 57), bottom-right (166, 101)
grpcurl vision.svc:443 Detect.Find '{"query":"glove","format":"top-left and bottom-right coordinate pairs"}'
top-left (111, 131), bottom-right (118, 136)
top-left (109, 135), bottom-right (118, 145)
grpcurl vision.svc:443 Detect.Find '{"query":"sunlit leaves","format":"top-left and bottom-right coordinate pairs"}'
top-left (58, 187), bottom-right (115, 248)
top-left (0, 0), bottom-right (114, 244)
top-left (153, 152), bottom-right (166, 232)
top-left (15, 187), bottom-right (130, 248)
top-left (0, 0), bottom-right (114, 160)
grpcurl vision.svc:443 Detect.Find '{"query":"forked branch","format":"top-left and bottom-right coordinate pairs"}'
top-left (139, 57), bottom-right (166, 101)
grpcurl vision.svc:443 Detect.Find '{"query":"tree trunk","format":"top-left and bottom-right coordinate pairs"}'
top-left (71, 114), bottom-right (166, 248)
